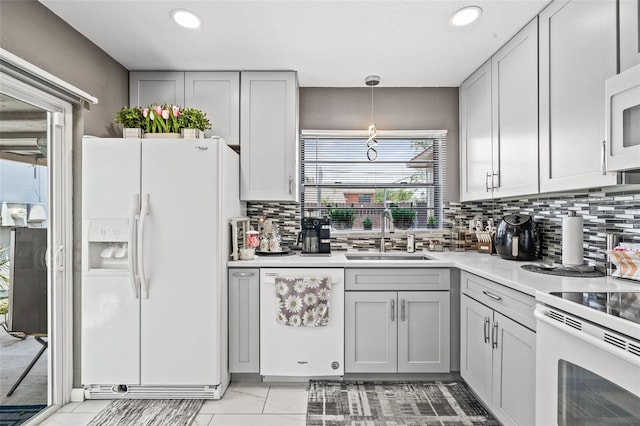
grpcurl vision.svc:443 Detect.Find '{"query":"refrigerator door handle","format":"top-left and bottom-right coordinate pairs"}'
top-left (128, 193), bottom-right (140, 298)
top-left (138, 193), bottom-right (150, 298)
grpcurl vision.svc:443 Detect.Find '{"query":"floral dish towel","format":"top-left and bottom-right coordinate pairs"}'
top-left (274, 277), bottom-right (332, 327)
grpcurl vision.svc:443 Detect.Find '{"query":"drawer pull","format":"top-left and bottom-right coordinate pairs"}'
top-left (483, 316), bottom-right (490, 343)
top-left (401, 299), bottom-right (406, 322)
top-left (391, 299), bottom-right (395, 322)
top-left (483, 290), bottom-right (503, 301)
top-left (232, 272), bottom-right (255, 277)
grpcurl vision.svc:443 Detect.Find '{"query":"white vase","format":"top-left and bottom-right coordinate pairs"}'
top-left (143, 132), bottom-right (181, 139)
top-left (123, 128), bottom-right (142, 138)
top-left (180, 128), bottom-right (204, 139)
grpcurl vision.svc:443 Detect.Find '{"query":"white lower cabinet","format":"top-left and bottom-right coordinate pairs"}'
top-left (461, 293), bottom-right (536, 426)
top-left (345, 291), bottom-right (450, 373)
top-left (228, 268), bottom-right (260, 373)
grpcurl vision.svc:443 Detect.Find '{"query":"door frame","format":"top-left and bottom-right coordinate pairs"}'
top-left (0, 71), bottom-right (74, 411)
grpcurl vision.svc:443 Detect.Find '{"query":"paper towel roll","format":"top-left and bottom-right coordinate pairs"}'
top-left (562, 213), bottom-right (583, 266)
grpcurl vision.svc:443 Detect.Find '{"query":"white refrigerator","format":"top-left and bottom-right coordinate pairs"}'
top-left (81, 137), bottom-right (240, 399)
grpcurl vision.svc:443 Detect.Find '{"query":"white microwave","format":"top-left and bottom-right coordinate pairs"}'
top-left (605, 64), bottom-right (640, 172)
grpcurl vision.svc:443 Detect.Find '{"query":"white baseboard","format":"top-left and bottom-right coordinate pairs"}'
top-left (70, 388), bottom-right (85, 402)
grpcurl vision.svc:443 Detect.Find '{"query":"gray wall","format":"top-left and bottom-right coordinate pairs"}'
top-left (0, 0), bottom-right (128, 138)
top-left (0, 0), bottom-right (129, 388)
top-left (300, 87), bottom-right (460, 201)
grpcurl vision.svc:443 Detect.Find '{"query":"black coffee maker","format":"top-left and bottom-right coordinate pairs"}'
top-left (300, 217), bottom-right (331, 255)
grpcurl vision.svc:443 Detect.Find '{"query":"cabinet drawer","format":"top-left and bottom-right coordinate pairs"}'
top-left (346, 268), bottom-right (450, 291)
top-left (460, 271), bottom-right (535, 331)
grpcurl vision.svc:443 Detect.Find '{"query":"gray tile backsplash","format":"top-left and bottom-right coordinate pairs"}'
top-left (445, 190), bottom-right (640, 268)
top-left (247, 188), bottom-right (640, 269)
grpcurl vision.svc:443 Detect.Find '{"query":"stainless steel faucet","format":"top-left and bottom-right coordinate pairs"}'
top-left (380, 208), bottom-right (394, 252)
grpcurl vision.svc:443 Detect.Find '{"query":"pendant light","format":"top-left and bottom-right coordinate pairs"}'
top-left (365, 75), bottom-right (380, 162)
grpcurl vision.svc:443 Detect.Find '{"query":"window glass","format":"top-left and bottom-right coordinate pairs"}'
top-left (301, 131), bottom-right (447, 231)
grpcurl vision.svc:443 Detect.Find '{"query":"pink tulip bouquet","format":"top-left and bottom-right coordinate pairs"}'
top-left (142, 104), bottom-right (182, 133)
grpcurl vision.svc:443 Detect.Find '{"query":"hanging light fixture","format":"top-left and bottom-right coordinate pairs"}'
top-left (365, 75), bottom-right (380, 162)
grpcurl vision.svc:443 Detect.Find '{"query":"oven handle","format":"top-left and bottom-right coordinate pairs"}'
top-left (535, 306), bottom-right (640, 367)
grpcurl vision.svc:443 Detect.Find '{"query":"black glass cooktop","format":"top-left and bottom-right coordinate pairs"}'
top-left (550, 292), bottom-right (640, 325)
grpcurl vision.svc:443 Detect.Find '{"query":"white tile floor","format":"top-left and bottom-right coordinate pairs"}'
top-left (39, 382), bottom-right (308, 426)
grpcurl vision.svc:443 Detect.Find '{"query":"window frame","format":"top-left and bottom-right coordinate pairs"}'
top-left (300, 129), bottom-right (447, 232)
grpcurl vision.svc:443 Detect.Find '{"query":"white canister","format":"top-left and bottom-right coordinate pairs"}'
top-left (260, 235), bottom-right (270, 252)
top-left (407, 234), bottom-right (415, 253)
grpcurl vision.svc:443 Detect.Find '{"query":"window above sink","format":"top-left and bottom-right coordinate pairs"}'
top-left (300, 130), bottom-right (447, 232)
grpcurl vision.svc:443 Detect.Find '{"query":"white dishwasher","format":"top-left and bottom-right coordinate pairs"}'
top-left (260, 268), bottom-right (344, 378)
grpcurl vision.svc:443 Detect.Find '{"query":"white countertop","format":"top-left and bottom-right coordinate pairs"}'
top-left (228, 250), bottom-right (640, 296)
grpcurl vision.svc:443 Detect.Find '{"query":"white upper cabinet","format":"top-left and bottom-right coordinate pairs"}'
top-left (184, 72), bottom-right (240, 144)
top-left (460, 60), bottom-right (493, 201)
top-left (539, 0), bottom-right (618, 192)
top-left (240, 71), bottom-right (299, 202)
top-left (491, 18), bottom-right (538, 198)
top-left (620, 0), bottom-right (640, 72)
top-left (129, 72), bottom-right (185, 107)
top-left (460, 19), bottom-right (538, 202)
top-left (129, 71), bottom-right (240, 145)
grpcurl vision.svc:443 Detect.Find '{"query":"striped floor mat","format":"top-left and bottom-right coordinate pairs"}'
top-left (306, 381), bottom-right (499, 425)
top-left (87, 399), bottom-right (203, 426)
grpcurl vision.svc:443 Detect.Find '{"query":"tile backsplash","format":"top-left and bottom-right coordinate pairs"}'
top-left (445, 190), bottom-right (640, 269)
top-left (247, 188), bottom-right (640, 269)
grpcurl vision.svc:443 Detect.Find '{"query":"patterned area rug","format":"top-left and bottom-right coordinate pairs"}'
top-left (0, 405), bottom-right (47, 426)
top-left (87, 399), bottom-right (204, 426)
top-left (307, 381), bottom-right (499, 426)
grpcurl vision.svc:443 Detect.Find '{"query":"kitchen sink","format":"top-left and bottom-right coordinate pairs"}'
top-left (344, 252), bottom-right (433, 261)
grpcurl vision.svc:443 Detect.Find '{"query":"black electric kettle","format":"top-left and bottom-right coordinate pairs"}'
top-left (494, 214), bottom-right (540, 261)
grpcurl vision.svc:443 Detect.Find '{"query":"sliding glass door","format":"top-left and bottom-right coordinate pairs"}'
top-left (0, 72), bottom-right (74, 419)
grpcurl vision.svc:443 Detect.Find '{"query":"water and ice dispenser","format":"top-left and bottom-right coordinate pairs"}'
top-left (85, 219), bottom-right (130, 272)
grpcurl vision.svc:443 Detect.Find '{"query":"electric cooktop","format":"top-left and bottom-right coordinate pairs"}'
top-left (550, 292), bottom-right (640, 325)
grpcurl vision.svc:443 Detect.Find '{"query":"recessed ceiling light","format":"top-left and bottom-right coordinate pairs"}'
top-left (450, 6), bottom-right (482, 27)
top-left (171, 9), bottom-right (201, 29)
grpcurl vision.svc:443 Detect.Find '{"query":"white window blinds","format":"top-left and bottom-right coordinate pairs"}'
top-left (301, 130), bottom-right (447, 230)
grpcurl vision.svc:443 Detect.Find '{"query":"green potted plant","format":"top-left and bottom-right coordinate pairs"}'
top-left (114, 106), bottom-right (144, 138)
top-left (390, 204), bottom-right (417, 230)
top-left (178, 107), bottom-right (212, 139)
top-left (427, 216), bottom-right (437, 229)
top-left (362, 216), bottom-right (373, 230)
top-left (327, 204), bottom-right (355, 230)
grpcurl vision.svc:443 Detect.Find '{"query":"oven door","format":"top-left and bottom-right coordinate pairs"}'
top-left (535, 304), bottom-right (640, 425)
top-left (605, 63), bottom-right (640, 172)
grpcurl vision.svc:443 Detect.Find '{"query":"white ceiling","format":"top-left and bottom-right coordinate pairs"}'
top-left (39, 0), bottom-right (551, 87)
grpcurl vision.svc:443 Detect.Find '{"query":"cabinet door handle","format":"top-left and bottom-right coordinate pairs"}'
top-left (483, 290), bottom-right (502, 301)
top-left (401, 299), bottom-right (406, 322)
top-left (492, 321), bottom-right (498, 349)
top-left (232, 272), bottom-right (255, 277)
top-left (288, 176), bottom-right (293, 194)
top-left (391, 299), bottom-right (395, 322)
top-left (492, 171), bottom-right (499, 191)
top-left (601, 140), bottom-right (607, 175)
top-left (485, 172), bottom-right (491, 192)
top-left (483, 316), bottom-right (490, 343)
